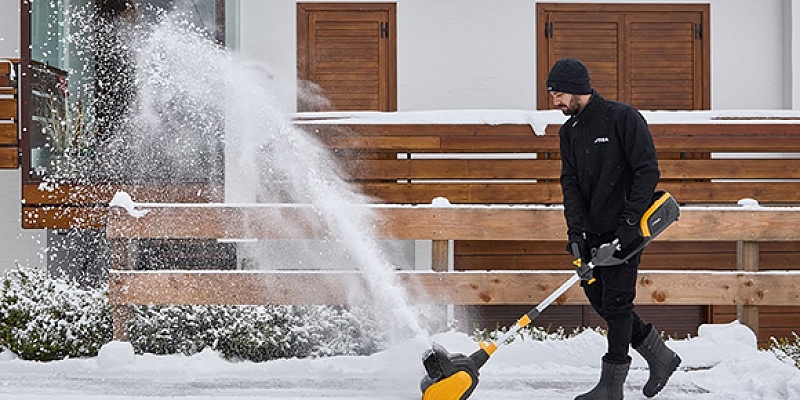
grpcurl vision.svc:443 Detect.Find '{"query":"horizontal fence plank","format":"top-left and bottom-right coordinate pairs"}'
top-left (461, 254), bottom-right (800, 271)
top-left (455, 254), bottom-right (742, 271)
top-left (0, 123), bottom-right (17, 145)
top-left (0, 147), bottom-right (17, 169)
top-left (305, 122), bottom-right (800, 138)
top-left (455, 241), bottom-right (739, 256)
top-left (319, 133), bottom-right (800, 152)
top-left (22, 206), bottom-right (106, 229)
top-left (343, 159), bottom-right (800, 181)
top-left (647, 123), bottom-right (800, 136)
top-left (0, 98), bottom-right (16, 120)
top-left (108, 270), bottom-right (800, 306)
top-left (304, 123), bottom-right (800, 152)
top-left (299, 123), bottom-right (536, 137)
top-left (22, 182), bottom-right (222, 206)
top-left (659, 159), bottom-right (800, 179)
top-left (356, 181), bottom-right (800, 204)
top-left (106, 205), bottom-right (800, 242)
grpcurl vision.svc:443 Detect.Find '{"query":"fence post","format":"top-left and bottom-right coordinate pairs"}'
top-left (736, 240), bottom-right (759, 337)
top-left (110, 237), bottom-right (133, 341)
top-left (431, 240), bottom-right (448, 272)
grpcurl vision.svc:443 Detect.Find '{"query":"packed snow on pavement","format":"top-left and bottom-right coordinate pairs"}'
top-left (1, 321), bottom-right (798, 399)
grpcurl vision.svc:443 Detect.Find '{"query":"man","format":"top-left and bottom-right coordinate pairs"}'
top-left (548, 58), bottom-right (681, 399)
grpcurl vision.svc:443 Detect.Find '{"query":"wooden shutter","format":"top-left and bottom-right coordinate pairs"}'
top-left (537, 4), bottom-right (710, 111)
top-left (298, 3), bottom-right (396, 112)
top-left (542, 11), bottom-right (623, 102)
top-left (627, 13), bottom-right (705, 110)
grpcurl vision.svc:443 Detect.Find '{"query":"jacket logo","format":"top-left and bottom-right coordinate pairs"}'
top-left (594, 137), bottom-right (609, 144)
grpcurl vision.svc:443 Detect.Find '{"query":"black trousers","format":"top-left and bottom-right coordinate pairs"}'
top-left (582, 234), bottom-right (651, 364)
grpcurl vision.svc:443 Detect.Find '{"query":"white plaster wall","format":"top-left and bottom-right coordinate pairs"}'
top-left (0, 0), bottom-right (19, 57)
top-left (791, 0), bottom-right (800, 109)
top-left (238, 0), bottom-right (787, 111)
top-left (710, 0), bottom-right (784, 109)
top-left (0, 170), bottom-right (45, 270)
top-left (239, 0), bottom-right (299, 113)
top-left (0, 0), bottom-right (46, 273)
top-left (398, 0), bottom-right (537, 110)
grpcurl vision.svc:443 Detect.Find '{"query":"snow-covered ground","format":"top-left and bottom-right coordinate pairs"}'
top-left (1, 321), bottom-right (797, 399)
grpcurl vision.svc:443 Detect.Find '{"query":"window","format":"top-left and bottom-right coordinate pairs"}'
top-left (297, 3), bottom-right (397, 112)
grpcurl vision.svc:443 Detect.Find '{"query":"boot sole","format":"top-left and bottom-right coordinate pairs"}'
top-left (644, 354), bottom-right (681, 398)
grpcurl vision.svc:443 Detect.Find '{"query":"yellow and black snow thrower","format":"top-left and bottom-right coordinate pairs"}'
top-left (419, 190), bottom-right (680, 400)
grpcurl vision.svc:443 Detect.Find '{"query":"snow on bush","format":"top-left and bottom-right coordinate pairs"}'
top-left (770, 332), bottom-right (800, 369)
top-left (128, 303), bottom-right (386, 361)
top-left (0, 268), bottom-right (112, 361)
top-left (0, 267), bottom-right (387, 362)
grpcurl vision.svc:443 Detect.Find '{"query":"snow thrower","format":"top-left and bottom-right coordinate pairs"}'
top-left (419, 190), bottom-right (680, 400)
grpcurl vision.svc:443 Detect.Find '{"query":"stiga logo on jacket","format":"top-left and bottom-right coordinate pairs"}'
top-left (594, 137), bottom-right (610, 144)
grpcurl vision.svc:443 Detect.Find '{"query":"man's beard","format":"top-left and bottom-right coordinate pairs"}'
top-left (560, 96), bottom-right (581, 115)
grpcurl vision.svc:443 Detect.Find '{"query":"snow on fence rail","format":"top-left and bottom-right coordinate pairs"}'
top-left (107, 203), bottom-right (800, 341)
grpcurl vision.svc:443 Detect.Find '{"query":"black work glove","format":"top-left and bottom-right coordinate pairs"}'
top-left (615, 223), bottom-right (643, 260)
top-left (566, 233), bottom-right (587, 260)
top-left (566, 233), bottom-right (593, 281)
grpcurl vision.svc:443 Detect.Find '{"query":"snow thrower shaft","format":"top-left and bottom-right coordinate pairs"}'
top-left (475, 240), bottom-right (617, 357)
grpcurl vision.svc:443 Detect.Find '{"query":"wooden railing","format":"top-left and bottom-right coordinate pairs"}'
top-left (23, 121), bottom-right (800, 229)
top-left (299, 122), bottom-right (800, 205)
top-left (107, 204), bottom-right (800, 341)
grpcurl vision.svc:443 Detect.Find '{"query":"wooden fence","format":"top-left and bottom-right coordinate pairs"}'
top-left (21, 119), bottom-right (797, 343)
top-left (107, 204), bottom-right (800, 342)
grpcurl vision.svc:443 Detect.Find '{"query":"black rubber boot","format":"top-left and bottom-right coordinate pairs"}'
top-left (634, 327), bottom-right (681, 398)
top-left (575, 360), bottom-right (630, 400)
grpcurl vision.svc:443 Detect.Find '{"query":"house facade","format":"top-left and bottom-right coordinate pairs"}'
top-left (1, 0), bottom-right (800, 336)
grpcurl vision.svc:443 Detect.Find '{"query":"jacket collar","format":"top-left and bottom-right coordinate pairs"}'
top-left (569, 89), bottom-right (603, 126)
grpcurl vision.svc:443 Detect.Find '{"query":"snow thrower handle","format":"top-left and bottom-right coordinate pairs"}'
top-left (571, 242), bottom-right (596, 284)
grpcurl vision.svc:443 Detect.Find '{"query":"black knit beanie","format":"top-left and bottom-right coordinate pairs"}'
top-left (546, 58), bottom-right (592, 95)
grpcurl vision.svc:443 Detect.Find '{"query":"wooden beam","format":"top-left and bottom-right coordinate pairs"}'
top-left (106, 205), bottom-right (800, 242)
top-left (431, 240), bottom-right (448, 272)
top-left (737, 241), bottom-right (760, 335)
top-left (108, 270), bottom-right (800, 307)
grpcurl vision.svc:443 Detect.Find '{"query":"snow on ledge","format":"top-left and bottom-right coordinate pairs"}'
top-left (292, 109), bottom-right (800, 136)
top-left (107, 194), bottom-right (800, 213)
top-left (109, 192), bottom-right (149, 218)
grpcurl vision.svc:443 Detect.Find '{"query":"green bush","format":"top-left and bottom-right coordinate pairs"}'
top-left (128, 303), bottom-right (385, 361)
top-left (0, 268), bottom-right (112, 361)
top-left (0, 267), bottom-right (386, 362)
top-left (769, 332), bottom-right (800, 369)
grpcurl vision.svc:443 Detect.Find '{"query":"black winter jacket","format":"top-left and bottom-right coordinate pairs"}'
top-left (559, 91), bottom-right (660, 238)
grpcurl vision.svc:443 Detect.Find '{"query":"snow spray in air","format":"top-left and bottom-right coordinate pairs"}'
top-left (121, 7), bottom-right (429, 344)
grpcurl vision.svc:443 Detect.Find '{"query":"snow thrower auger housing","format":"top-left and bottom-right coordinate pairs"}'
top-left (419, 190), bottom-right (680, 400)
